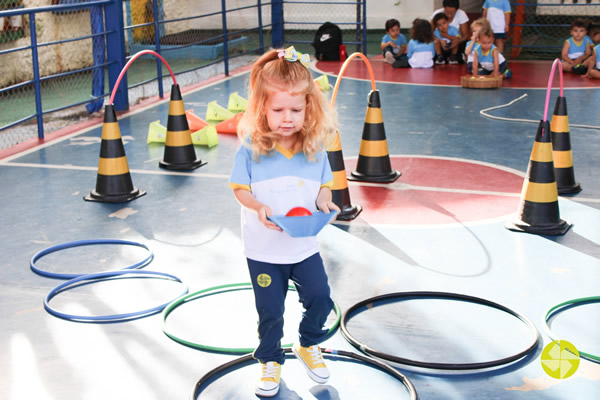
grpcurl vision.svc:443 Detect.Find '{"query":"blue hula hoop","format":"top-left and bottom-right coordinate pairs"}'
top-left (44, 269), bottom-right (189, 323)
top-left (30, 239), bottom-right (154, 279)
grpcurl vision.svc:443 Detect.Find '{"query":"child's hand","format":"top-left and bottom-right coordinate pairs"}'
top-left (317, 200), bottom-right (341, 215)
top-left (257, 205), bottom-right (282, 231)
top-left (471, 31), bottom-right (478, 42)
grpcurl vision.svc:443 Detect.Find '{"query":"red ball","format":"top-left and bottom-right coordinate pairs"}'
top-left (286, 207), bottom-right (312, 217)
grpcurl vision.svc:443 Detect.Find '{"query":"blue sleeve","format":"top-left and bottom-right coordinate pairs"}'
top-left (381, 34), bottom-right (390, 44)
top-left (503, 0), bottom-right (511, 12)
top-left (433, 29), bottom-right (441, 40)
top-left (448, 26), bottom-right (459, 37)
top-left (407, 40), bottom-right (415, 58)
top-left (319, 151), bottom-right (333, 185)
top-left (229, 145), bottom-right (252, 186)
top-left (482, 0), bottom-right (490, 9)
top-left (398, 35), bottom-right (407, 46)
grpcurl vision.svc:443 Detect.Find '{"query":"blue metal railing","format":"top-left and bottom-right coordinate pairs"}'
top-left (0, 0), bottom-right (366, 142)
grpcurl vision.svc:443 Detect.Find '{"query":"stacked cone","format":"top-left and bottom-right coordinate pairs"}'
top-left (216, 112), bottom-right (243, 134)
top-left (550, 96), bottom-right (581, 194)
top-left (327, 130), bottom-right (362, 220)
top-left (206, 100), bottom-right (234, 122)
top-left (159, 84), bottom-right (206, 170)
top-left (506, 120), bottom-right (571, 235)
top-left (147, 120), bottom-right (166, 144)
top-left (85, 104), bottom-right (146, 203)
top-left (348, 90), bottom-right (400, 183)
top-left (191, 125), bottom-right (219, 147)
top-left (227, 92), bottom-right (248, 113)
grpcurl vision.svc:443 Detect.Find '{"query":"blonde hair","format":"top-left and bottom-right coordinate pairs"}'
top-left (237, 49), bottom-right (337, 160)
top-left (472, 18), bottom-right (493, 38)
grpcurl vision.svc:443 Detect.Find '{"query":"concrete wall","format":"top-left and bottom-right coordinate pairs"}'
top-left (0, 0), bottom-right (92, 87)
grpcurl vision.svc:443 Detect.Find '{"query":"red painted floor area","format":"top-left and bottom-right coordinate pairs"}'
top-left (316, 58), bottom-right (600, 89)
top-left (344, 156), bottom-right (524, 225)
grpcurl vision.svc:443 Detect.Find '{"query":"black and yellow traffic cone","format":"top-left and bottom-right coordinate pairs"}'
top-left (327, 130), bottom-right (362, 221)
top-left (550, 96), bottom-right (581, 194)
top-left (506, 120), bottom-right (571, 235)
top-left (84, 104), bottom-right (146, 203)
top-left (159, 84), bottom-right (206, 170)
top-left (348, 90), bottom-right (400, 183)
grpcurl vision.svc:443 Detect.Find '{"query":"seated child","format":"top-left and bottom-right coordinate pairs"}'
top-left (472, 25), bottom-right (508, 77)
top-left (393, 18), bottom-right (435, 69)
top-left (433, 13), bottom-right (460, 64)
top-left (562, 18), bottom-right (593, 74)
top-left (381, 18), bottom-right (407, 64)
top-left (583, 23), bottom-right (600, 79)
top-left (464, 18), bottom-right (492, 74)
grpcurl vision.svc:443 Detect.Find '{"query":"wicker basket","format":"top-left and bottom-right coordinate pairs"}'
top-left (461, 75), bottom-right (503, 89)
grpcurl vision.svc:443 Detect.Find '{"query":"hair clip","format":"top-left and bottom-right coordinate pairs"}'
top-left (279, 46), bottom-right (310, 68)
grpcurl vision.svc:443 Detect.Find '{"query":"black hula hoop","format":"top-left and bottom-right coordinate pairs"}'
top-left (341, 291), bottom-right (540, 370)
top-left (543, 295), bottom-right (600, 363)
top-left (44, 269), bottom-right (189, 322)
top-left (30, 239), bottom-right (154, 279)
top-left (190, 347), bottom-right (418, 400)
top-left (162, 282), bottom-right (341, 354)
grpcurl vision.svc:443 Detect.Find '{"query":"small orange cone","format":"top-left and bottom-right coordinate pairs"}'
top-left (550, 96), bottom-right (581, 194)
top-left (215, 112), bottom-right (243, 134)
top-left (159, 84), bottom-right (206, 170)
top-left (348, 90), bottom-right (400, 183)
top-left (506, 120), bottom-right (571, 235)
top-left (185, 110), bottom-right (209, 132)
top-left (327, 130), bottom-right (362, 220)
top-left (85, 104), bottom-right (146, 203)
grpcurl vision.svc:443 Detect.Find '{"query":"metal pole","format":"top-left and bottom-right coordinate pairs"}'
top-left (28, 12), bottom-right (44, 139)
top-left (271, 0), bottom-right (283, 48)
top-left (152, 0), bottom-right (164, 97)
top-left (257, 0), bottom-right (264, 54)
top-left (221, 0), bottom-right (229, 76)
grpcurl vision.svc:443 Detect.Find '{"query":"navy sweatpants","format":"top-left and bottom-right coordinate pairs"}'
top-left (247, 252), bottom-right (334, 364)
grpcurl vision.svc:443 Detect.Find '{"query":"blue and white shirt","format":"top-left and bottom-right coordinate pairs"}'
top-left (381, 33), bottom-right (407, 55)
top-left (475, 44), bottom-right (506, 71)
top-left (565, 36), bottom-right (593, 60)
top-left (434, 25), bottom-right (460, 44)
top-left (407, 39), bottom-right (435, 68)
top-left (594, 44), bottom-right (600, 69)
top-left (229, 142), bottom-right (333, 264)
top-left (483, 0), bottom-right (511, 34)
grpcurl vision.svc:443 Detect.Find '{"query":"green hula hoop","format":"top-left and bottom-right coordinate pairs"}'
top-left (162, 282), bottom-right (342, 354)
top-left (543, 295), bottom-right (600, 363)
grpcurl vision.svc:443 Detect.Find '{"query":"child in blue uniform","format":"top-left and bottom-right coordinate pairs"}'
top-left (583, 24), bottom-right (600, 79)
top-left (433, 12), bottom-right (461, 64)
top-left (482, 0), bottom-right (511, 54)
top-left (381, 18), bottom-right (407, 64)
top-left (229, 46), bottom-right (340, 398)
top-left (562, 18), bottom-right (593, 75)
top-left (464, 18), bottom-right (491, 74)
top-left (472, 26), bottom-right (507, 77)
top-left (394, 18), bottom-right (435, 69)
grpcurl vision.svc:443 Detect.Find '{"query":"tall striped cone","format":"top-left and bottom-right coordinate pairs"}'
top-left (159, 84), bottom-right (206, 170)
top-left (550, 96), bottom-right (581, 194)
top-left (84, 104), bottom-right (146, 203)
top-left (327, 130), bottom-right (362, 221)
top-left (506, 120), bottom-right (571, 235)
top-left (348, 90), bottom-right (400, 183)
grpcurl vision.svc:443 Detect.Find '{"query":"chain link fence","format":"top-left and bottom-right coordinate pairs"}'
top-left (508, 0), bottom-right (600, 59)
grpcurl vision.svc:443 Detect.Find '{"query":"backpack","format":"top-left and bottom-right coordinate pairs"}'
top-left (312, 22), bottom-right (342, 61)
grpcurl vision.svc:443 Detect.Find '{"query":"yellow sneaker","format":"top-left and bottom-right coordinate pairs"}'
top-left (292, 343), bottom-right (330, 384)
top-left (255, 361), bottom-right (281, 397)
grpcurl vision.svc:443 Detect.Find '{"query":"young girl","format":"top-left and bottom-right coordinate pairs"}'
top-left (394, 18), bottom-right (435, 68)
top-left (562, 18), bottom-right (593, 74)
top-left (464, 18), bottom-right (491, 74)
top-left (583, 24), bottom-right (600, 79)
top-left (229, 46), bottom-right (340, 397)
top-left (472, 25), bottom-right (508, 77)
